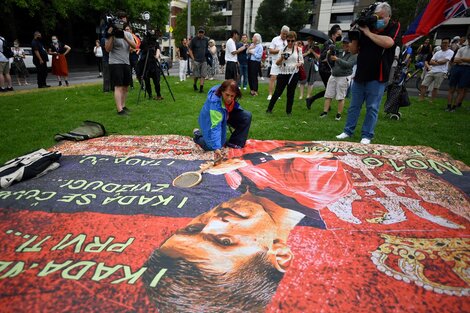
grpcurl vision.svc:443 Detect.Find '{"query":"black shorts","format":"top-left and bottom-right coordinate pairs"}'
top-left (109, 64), bottom-right (132, 87)
top-left (225, 61), bottom-right (239, 81)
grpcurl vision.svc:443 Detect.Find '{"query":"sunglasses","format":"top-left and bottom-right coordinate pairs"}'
top-left (287, 39), bottom-right (295, 43)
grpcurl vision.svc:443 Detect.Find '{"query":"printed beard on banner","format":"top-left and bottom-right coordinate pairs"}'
top-left (0, 135), bottom-right (468, 313)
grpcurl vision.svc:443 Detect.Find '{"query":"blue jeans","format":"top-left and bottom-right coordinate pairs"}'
top-left (239, 63), bottom-right (248, 88)
top-left (343, 80), bottom-right (386, 139)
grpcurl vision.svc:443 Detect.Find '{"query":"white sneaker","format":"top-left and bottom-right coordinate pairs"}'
top-left (260, 77), bottom-right (265, 80)
top-left (360, 138), bottom-right (371, 144)
top-left (336, 132), bottom-right (350, 139)
top-left (267, 95), bottom-right (272, 100)
top-left (243, 87), bottom-right (247, 90)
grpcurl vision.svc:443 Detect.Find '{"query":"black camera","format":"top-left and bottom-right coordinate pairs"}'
top-left (104, 13), bottom-right (125, 38)
top-left (282, 52), bottom-right (291, 60)
top-left (140, 30), bottom-right (159, 53)
top-left (349, 3), bottom-right (379, 41)
top-left (328, 45), bottom-right (336, 56)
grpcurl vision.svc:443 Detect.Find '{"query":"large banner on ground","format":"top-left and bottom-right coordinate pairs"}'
top-left (0, 135), bottom-right (469, 312)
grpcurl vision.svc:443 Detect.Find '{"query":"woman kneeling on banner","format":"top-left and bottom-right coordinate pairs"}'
top-left (193, 79), bottom-right (252, 158)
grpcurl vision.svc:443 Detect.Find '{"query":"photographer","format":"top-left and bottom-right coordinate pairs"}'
top-left (305, 25), bottom-right (342, 109)
top-left (320, 37), bottom-right (357, 120)
top-left (136, 33), bottom-right (164, 101)
top-left (336, 2), bottom-right (400, 145)
top-left (104, 11), bottom-right (136, 115)
top-left (266, 31), bottom-right (303, 116)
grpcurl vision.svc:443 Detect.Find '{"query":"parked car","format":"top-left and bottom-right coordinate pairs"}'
top-left (11, 47), bottom-right (52, 70)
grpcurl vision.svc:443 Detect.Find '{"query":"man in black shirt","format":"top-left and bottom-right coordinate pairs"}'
top-left (336, 2), bottom-right (400, 145)
top-left (177, 38), bottom-right (189, 82)
top-left (31, 31), bottom-right (50, 88)
top-left (189, 28), bottom-right (209, 93)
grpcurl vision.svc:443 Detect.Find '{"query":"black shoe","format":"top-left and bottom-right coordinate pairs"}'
top-left (306, 97), bottom-right (314, 110)
top-left (45, 85), bottom-right (51, 88)
top-left (445, 105), bottom-right (452, 112)
top-left (266, 109), bottom-right (272, 114)
top-left (117, 110), bottom-right (129, 115)
top-left (65, 80), bottom-right (69, 87)
top-left (58, 81), bottom-right (62, 86)
top-left (0, 88), bottom-right (6, 92)
top-left (335, 113), bottom-right (342, 121)
top-left (193, 84), bottom-right (198, 91)
top-left (199, 86), bottom-right (204, 93)
top-left (6, 87), bottom-right (14, 91)
top-left (123, 106), bottom-right (130, 112)
top-left (320, 112), bottom-right (327, 118)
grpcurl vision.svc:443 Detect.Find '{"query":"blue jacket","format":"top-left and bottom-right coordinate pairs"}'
top-left (198, 85), bottom-right (242, 150)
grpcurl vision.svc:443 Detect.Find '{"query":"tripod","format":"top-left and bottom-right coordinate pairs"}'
top-left (137, 45), bottom-right (175, 105)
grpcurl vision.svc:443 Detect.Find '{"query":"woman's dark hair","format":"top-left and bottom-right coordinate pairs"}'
top-left (328, 24), bottom-right (341, 38)
top-left (215, 79), bottom-right (242, 101)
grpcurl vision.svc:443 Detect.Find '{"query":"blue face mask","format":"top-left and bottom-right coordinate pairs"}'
top-left (376, 19), bottom-right (386, 30)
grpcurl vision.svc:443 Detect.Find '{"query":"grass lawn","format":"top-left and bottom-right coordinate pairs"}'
top-left (0, 76), bottom-right (469, 165)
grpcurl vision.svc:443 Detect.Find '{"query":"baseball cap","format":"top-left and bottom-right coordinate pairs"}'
top-left (452, 36), bottom-right (460, 42)
top-left (198, 27), bottom-right (205, 33)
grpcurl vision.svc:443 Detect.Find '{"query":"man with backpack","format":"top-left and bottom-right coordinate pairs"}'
top-left (0, 35), bottom-right (14, 92)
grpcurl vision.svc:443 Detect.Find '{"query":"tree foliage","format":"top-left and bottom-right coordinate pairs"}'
top-left (389, 0), bottom-right (429, 35)
top-left (173, 0), bottom-right (219, 43)
top-left (255, 0), bottom-right (310, 40)
top-left (2, 0), bottom-right (169, 41)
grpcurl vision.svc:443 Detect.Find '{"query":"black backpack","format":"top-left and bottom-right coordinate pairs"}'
top-left (0, 37), bottom-right (14, 59)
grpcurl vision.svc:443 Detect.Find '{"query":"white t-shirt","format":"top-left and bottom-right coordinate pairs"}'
top-left (269, 35), bottom-right (287, 63)
top-left (455, 45), bottom-right (470, 66)
top-left (430, 49), bottom-right (455, 73)
top-left (225, 38), bottom-right (238, 62)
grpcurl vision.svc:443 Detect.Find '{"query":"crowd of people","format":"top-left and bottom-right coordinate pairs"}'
top-left (0, 1), bottom-right (468, 145)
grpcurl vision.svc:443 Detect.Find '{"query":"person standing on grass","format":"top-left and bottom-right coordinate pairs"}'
top-left (446, 33), bottom-right (470, 112)
top-left (247, 33), bottom-right (263, 96)
top-left (237, 34), bottom-right (249, 89)
top-left (320, 37), bottom-right (357, 121)
top-left (189, 28), bottom-right (209, 93)
top-left (266, 31), bottom-right (304, 116)
top-left (104, 11), bottom-right (136, 115)
top-left (336, 2), bottom-right (400, 145)
top-left (31, 31), bottom-right (50, 89)
top-left (419, 38), bottom-right (454, 103)
top-left (48, 35), bottom-right (71, 87)
top-left (225, 29), bottom-right (245, 81)
top-left (267, 25), bottom-right (289, 100)
top-left (305, 25), bottom-right (342, 109)
top-left (177, 38), bottom-right (189, 82)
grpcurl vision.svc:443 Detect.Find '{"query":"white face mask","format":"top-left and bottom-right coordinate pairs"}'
top-left (14, 44), bottom-right (19, 47)
top-left (52, 39), bottom-right (58, 44)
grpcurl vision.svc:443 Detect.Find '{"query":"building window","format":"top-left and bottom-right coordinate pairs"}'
top-left (226, 16), bottom-right (232, 26)
top-left (330, 13), bottom-right (354, 24)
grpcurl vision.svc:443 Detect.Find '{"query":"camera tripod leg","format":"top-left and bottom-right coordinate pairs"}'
top-left (156, 59), bottom-right (176, 102)
top-left (137, 50), bottom-right (151, 105)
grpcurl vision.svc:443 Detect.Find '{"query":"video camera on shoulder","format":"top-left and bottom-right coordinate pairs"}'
top-left (349, 2), bottom-right (379, 41)
top-left (104, 12), bottom-right (126, 38)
